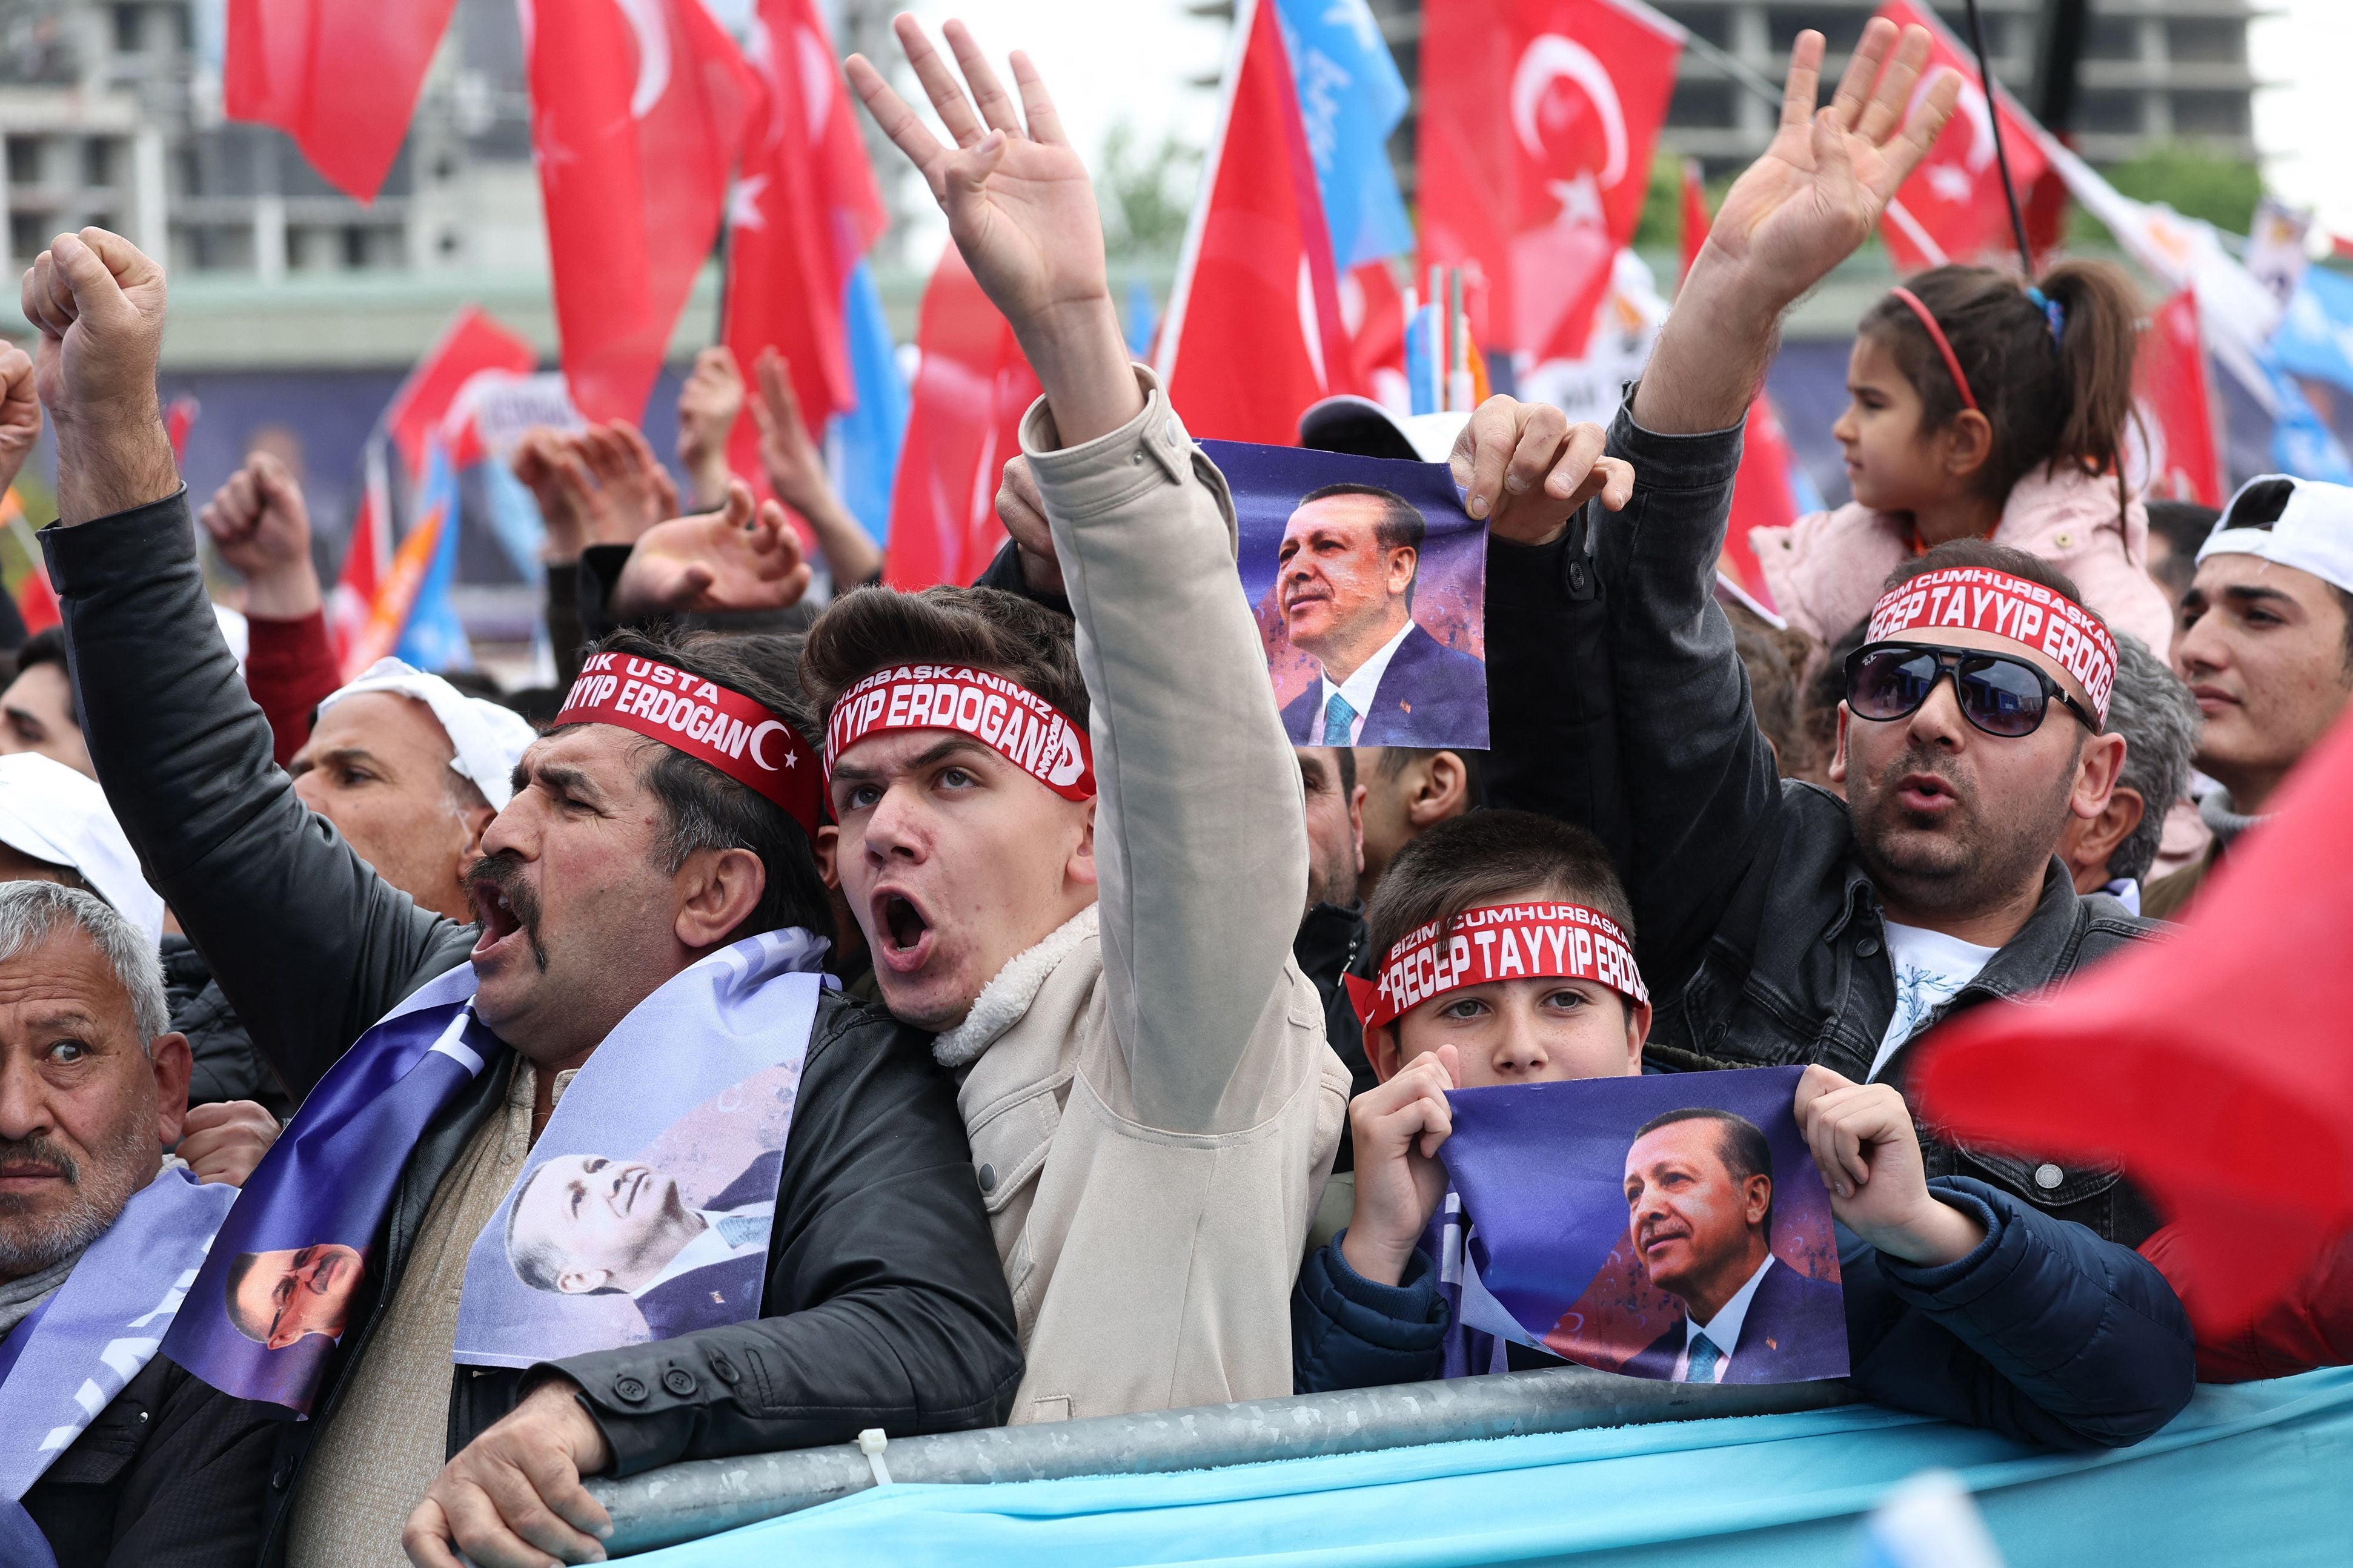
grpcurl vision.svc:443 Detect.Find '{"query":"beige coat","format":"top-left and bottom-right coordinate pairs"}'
top-left (928, 368), bottom-right (1349, 1424)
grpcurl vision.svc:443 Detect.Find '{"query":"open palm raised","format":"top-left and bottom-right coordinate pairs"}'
top-left (1700, 20), bottom-right (1962, 313)
top-left (847, 18), bottom-right (1110, 343)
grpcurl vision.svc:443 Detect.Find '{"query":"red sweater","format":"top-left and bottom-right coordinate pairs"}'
top-left (244, 610), bottom-right (342, 767)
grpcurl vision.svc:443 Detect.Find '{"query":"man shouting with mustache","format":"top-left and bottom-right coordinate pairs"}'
top-left (18, 223), bottom-right (1019, 1568)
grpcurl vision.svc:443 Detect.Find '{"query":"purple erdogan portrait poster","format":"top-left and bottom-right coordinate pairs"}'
top-left (1439, 1067), bottom-right (1848, 1384)
top-left (1203, 439), bottom-right (1488, 750)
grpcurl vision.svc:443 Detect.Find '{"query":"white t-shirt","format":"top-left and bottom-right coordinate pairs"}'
top-left (1868, 923), bottom-right (1998, 1080)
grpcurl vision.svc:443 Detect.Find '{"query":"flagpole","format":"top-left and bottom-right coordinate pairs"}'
top-left (1962, 0), bottom-right (2037, 276)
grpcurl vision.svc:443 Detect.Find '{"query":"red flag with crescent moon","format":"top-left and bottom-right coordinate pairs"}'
top-left (1155, 0), bottom-right (1354, 444)
top-left (523, 0), bottom-right (757, 425)
top-left (720, 0), bottom-right (887, 460)
top-left (1871, 0), bottom-right (2049, 273)
top-left (1418, 0), bottom-right (1682, 363)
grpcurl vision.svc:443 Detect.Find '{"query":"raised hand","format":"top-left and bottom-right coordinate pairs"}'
top-left (1448, 398), bottom-right (1635, 543)
top-left (19, 228), bottom-right (179, 523)
top-left (0, 344), bottom-right (41, 497)
top-left (512, 427), bottom-right (590, 564)
top-left (993, 454), bottom-right (1061, 595)
top-left (612, 480), bottom-right (812, 617)
top-left (748, 349), bottom-right (830, 519)
top-left (569, 422), bottom-right (681, 547)
top-left (1638, 24), bottom-right (1959, 436)
top-left (1702, 22), bottom-right (1957, 314)
top-left (675, 346), bottom-right (745, 510)
top-left (200, 451), bottom-right (322, 617)
top-left (1792, 1065), bottom-right (1985, 1268)
top-left (847, 18), bottom-right (1139, 444)
top-left (1339, 1045), bottom-right (1461, 1287)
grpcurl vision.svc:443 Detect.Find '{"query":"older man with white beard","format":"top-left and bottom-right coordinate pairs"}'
top-left (0, 882), bottom-right (279, 1567)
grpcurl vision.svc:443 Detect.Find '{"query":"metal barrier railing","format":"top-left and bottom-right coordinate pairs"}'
top-left (586, 1366), bottom-right (1860, 1556)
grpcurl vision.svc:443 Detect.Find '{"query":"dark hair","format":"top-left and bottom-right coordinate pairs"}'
top-left (437, 667), bottom-right (505, 701)
top-left (10, 627), bottom-right (75, 728)
top-left (1632, 1106), bottom-right (1774, 1240)
top-left (1298, 482), bottom-right (1425, 607)
top-left (2145, 500), bottom-right (2219, 563)
top-left (224, 1252), bottom-right (266, 1340)
top-left (1724, 601), bottom-right (1817, 776)
top-left (1860, 260), bottom-right (2141, 506)
top-left (1335, 744), bottom-right (1356, 800)
top-left (1883, 537), bottom-right (2096, 614)
top-left (1366, 810), bottom-right (1631, 968)
top-left (2103, 633), bottom-right (2200, 884)
top-left (1370, 745), bottom-right (1487, 807)
top-left (801, 584), bottom-right (1087, 733)
top-left (571, 626), bottom-right (831, 944)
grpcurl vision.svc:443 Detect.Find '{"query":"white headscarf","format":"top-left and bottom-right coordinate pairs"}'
top-left (0, 752), bottom-right (165, 944)
top-left (314, 659), bottom-right (536, 810)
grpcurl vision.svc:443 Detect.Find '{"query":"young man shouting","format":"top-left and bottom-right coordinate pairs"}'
top-left (825, 19), bottom-right (1630, 1421)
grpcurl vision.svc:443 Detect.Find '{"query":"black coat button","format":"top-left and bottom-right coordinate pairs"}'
top-left (662, 1368), bottom-right (697, 1397)
top-left (1856, 937), bottom-right (1882, 958)
top-left (977, 1163), bottom-right (997, 1193)
top-left (711, 1355), bottom-right (740, 1385)
top-left (614, 1376), bottom-right (648, 1403)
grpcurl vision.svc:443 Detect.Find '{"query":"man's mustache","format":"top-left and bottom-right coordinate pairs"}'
top-left (0, 1135), bottom-right (80, 1186)
top-left (467, 852), bottom-right (551, 973)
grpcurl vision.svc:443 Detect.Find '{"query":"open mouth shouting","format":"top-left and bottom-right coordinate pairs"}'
top-left (467, 855), bottom-right (548, 972)
top-left (1893, 770), bottom-right (1962, 817)
top-left (870, 885), bottom-right (936, 974)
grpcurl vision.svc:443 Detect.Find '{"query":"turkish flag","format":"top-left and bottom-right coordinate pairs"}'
top-left (382, 307), bottom-right (539, 483)
top-left (1873, 0), bottom-right (2048, 273)
top-left (722, 0), bottom-right (886, 471)
top-left (1419, 0), bottom-right (1681, 363)
top-left (1155, 0), bottom-right (1353, 445)
top-left (1342, 261), bottom-right (1409, 406)
top-left (225, 0), bottom-right (456, 202)
top-left (2130, 288), bottom-right (2226, 508)
top-left (1916, 707), bottom-right (2353, 1336)
top-left (1723, 397), bottom-right (1796, 612)
top-left (525, 0), bottom-right (757, 425)
top-left (881, 247), bottom-right (1041, 592)
top-left (328, 448), bottom-right (393, 670)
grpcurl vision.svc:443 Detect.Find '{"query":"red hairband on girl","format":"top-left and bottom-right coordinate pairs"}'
top-left (1887, 286), bottom-right (1979, 414)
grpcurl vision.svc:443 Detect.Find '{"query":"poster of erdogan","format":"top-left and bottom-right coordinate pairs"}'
top-left (1438, 1067), bottom-right (1848, 1384)
top-left (1204, 439), bottom-right (1488, 749)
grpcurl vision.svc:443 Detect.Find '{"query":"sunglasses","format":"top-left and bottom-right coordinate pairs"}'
top-left (1844, 643), bottom-right (2100, 739)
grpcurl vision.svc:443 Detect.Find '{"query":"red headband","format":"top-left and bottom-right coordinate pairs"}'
top-left (1887, 286), bottom-right (1979, 413)
top-left (1342, 902), bottom-right (1648, 1036)
top-left (824, 664), bottom-right (1095, 802)
top-left (556, 652), bottom-right (825, 838)
top-left (1866, 565), bottom-right (2118, 721)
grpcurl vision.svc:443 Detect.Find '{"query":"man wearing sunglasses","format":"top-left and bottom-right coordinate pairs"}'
top-left (1450, 22), bottom-right (2168, 1248)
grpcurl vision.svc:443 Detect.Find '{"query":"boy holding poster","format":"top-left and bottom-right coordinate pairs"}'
top-left (1294, 811), bottom-right (2193, 1449)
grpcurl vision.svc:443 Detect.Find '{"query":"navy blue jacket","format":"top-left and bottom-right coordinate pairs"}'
top-left (1292, 1177), bottom-right (2194, 1451)
top-left (1281, 621), bottom-right (1488, 746)
top-left (1618, 1259), bottom-right (1849, 1384)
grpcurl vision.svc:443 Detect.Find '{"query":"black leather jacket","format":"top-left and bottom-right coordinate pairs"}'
top-left (45, 492), bottom-right (1023, 1566)
top-left (1584, 404), bottom-right (2166, 1246)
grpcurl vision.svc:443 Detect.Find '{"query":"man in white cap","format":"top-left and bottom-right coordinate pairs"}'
top-left (2147, 475), bottom-right (2353, 918)
top-left (290, 659), bottom-right (537, 922)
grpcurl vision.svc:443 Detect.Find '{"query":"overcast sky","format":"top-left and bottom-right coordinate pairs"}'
top-left (880, 1), bottom-right (2353, 243)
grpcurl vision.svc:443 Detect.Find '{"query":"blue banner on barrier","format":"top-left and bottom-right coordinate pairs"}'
top-left (636, 1369), bottom-right (2353, 1568)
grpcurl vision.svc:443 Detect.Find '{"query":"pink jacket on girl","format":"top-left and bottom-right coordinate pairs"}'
top-left (1751, 461), bottom-right (2177, 658)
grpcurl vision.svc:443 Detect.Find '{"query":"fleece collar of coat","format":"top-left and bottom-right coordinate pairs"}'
top-left (932, 904), bottom-right (1100, 1070)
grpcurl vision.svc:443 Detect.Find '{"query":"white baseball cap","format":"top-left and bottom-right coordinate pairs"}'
top-left (315, 659), bottom-right (537, 810)
top-left (2199, 474), bottom-right (2353, 595)
top-left (0, 752), bottom-right (164, 944)
top-left (1298, 395), bottom-right (1471, 465)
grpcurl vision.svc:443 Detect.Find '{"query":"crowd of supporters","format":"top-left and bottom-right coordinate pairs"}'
top-left (3, 17), bottom-right (2351, 1568)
